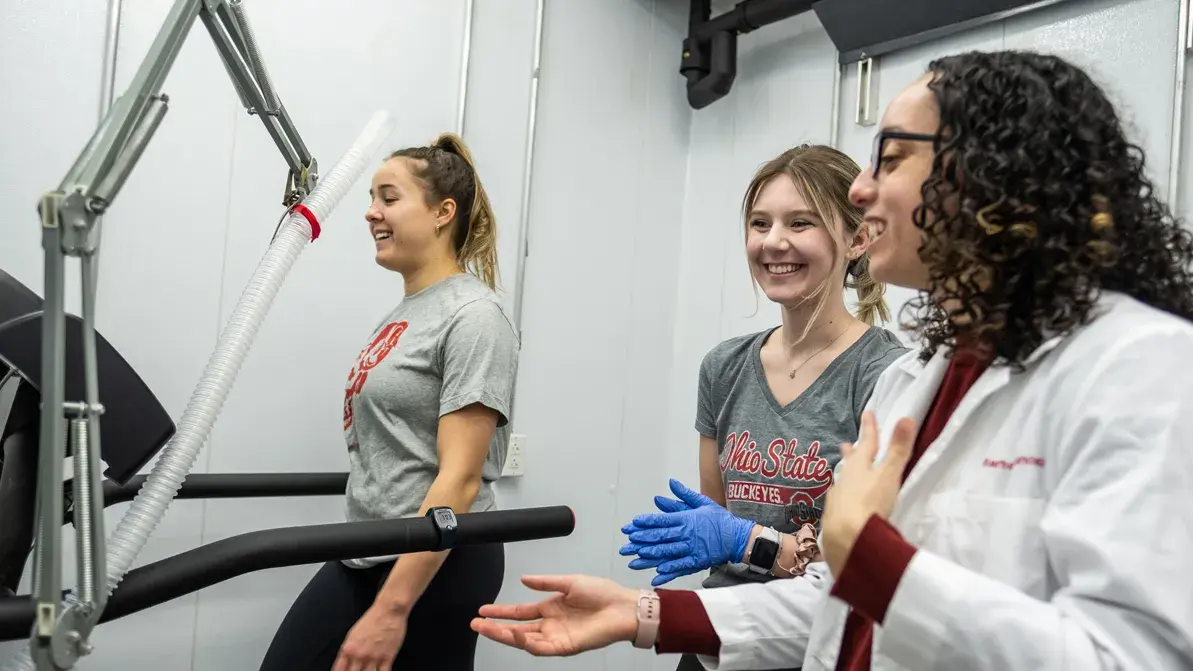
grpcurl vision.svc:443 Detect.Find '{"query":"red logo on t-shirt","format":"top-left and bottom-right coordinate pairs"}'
top-left (720, 430), bottom-right (834, 526)
top-left (343, 321), bottom-right (408, 435)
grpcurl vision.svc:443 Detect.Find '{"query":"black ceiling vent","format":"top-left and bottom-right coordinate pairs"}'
top-left (679, 0), bottom-right (1074, 109)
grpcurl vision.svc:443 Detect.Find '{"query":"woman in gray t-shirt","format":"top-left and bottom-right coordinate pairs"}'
top-left (620, 145), bottom-right (907, 671)
top-left (261, 134), bottom-right (519, 671)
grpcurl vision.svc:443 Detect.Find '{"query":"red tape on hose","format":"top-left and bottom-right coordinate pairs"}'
top-left (292, 204), bottom-right (321, 241)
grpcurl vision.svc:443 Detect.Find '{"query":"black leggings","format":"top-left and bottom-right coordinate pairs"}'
top-left (259, 543), bottom-right (504, 670)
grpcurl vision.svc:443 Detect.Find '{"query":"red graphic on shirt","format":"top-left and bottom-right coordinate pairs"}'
top-left (343, 321), bottom-right (409, 435)
top-left (720, 430), bottom-right (834, 526)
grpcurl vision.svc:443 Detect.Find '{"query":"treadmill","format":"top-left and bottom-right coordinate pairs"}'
top-left (0, 265), bottom-right (574, 644)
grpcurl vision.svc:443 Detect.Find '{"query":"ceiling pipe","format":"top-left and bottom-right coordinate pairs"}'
top-left (680, 0), bottom-right (815, 109)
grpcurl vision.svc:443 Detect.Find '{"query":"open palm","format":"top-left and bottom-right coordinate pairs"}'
top-left (471, 574), bottom-right (639, 657)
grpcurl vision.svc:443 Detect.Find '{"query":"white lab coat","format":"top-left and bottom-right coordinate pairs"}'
top-left (693, 291), bottom-right (1193, 670)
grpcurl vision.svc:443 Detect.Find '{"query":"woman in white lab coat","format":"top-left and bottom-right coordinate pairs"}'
top-left (469, 49), bottom-right (1193, 671)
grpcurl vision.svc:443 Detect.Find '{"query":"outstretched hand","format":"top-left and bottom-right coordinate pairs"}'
top-left (470, 575), bottom-right (640, 657)
top-left (620, 479), bottom-right (755, 586)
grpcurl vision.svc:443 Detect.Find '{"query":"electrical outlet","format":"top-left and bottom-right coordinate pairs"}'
top-left (502, 433), bottom-right (526, 477)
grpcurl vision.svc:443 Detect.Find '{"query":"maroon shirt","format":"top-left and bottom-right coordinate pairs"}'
top-left (654, 350), bottom-right (991, 666)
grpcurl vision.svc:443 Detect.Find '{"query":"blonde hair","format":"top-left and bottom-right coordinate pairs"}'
top-left (389, 133), bottom-right (499, 290)
top-left (742, 144), bottom-right (890, 333)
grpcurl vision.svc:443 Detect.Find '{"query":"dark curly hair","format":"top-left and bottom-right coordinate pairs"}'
top-left (903, 50), bottom-right (1193, 368)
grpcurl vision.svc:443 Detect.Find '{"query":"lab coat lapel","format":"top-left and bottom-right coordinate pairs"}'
top-left (884, 349), bottom-right (1015, 526)
top-left (873, 351), bottom-right (949, 464)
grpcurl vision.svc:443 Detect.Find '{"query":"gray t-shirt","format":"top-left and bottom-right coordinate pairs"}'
top-left (341, 273), bottom-right (520, 568)
top-left (696, 326), bottom-right (907, 588)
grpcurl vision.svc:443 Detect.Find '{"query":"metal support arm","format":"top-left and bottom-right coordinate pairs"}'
top-left (30, 1), bottom-right (318, 668)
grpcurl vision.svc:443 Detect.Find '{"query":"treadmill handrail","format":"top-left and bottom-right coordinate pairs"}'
top-left (0, 505), bottom-right (574, 641)
top-left (99, 472), bottom-right (349, 508)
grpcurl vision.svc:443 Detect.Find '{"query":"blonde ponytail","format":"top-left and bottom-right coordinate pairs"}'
top-left (847, 256), bottom-right (890, 325)
top-left (432, 133), bottom-right (499, 290)
top-left (389, 133), bottom-right (501, 290)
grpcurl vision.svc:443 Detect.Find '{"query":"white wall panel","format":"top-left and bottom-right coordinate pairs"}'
top-left (482, 1), bottom-right (692, 669)
top-left (604, 0), bottom-right (694, 666)
top-left (1003, 0), bottom-right (1180, 199)
top-left (461, 1), bottom-right (538, 314)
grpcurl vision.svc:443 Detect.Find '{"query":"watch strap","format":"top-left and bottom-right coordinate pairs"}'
top-left (632, 590), bottom-right (661, 649)
top-left (426, 506), bottom-right (458, 551)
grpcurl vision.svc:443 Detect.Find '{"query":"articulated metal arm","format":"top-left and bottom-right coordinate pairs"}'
top-left (30, 1), bottom-right (317, 668)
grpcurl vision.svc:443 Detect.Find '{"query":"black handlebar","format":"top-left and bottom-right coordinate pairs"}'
top-left (0, 505), bottom-right (575, 641)
top-left (100, 472), bottom-right (349, 507)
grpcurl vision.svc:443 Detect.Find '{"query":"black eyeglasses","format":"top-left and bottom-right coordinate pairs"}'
top-left (870, 130), bottom-right (935, 178)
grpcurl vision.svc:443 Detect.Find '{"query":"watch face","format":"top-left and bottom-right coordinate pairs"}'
top-left (434, 509), bottom-right (455, 526)
top-left (751, 537), bottom-right (779, 569)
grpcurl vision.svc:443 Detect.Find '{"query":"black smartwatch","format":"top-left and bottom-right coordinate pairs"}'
top-left (745, 528), bottom-right (781, 575)
top-left (426, 506), bottom-right (458, 551)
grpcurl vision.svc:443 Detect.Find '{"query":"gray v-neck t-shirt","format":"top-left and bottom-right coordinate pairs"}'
top-left (696, 325), bottom-right (907, 587)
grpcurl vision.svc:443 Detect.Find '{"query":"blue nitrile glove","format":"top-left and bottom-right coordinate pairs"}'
top-left (616, 481), bottom-right (705, 574)
top-left (618, 478), bottom-right (712, 574)
top-left (648, 477), bottom-right (717, 514)
top-left (618, 479), bottom-right (755, 587)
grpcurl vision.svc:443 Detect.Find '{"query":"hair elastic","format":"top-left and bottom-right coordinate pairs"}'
top-left (774, 524), bottom-right (820, 577)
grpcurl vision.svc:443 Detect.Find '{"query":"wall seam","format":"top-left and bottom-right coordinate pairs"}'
top-left (605, 10), bottom-right (657, 665)
top-left (719, 89), bottom-right (737, 341)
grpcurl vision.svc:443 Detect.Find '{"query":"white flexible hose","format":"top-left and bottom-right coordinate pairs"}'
top-left (3, 110), bottom-right (393, 670)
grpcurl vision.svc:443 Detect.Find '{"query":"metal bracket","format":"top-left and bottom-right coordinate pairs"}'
top-left (1186, 0), bottom-right (1192, 52)
top-left (829, 56), bottom-right (843, 147)
top-left (27, 1), bottom-right (319, 668)
top-left (855, 56), bottom-right (879, 127)
top-left (283, 157), bottom-right (319, 208)
top-left (1168, 0), bottom-right (1190, 209)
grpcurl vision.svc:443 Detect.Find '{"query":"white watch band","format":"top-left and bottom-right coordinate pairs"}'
top-left (632, 590), bottom-right (661, 649)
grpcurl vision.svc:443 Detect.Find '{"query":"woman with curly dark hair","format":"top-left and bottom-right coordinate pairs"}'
top-left (468, 49), bottom-right (1193, 671)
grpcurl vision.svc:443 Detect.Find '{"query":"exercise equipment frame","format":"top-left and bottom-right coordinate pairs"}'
top-left (30, 1), bottom-right (316, 668)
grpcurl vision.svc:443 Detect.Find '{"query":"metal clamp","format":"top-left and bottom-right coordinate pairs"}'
top-left (283, 157), bottom-right (319, 208)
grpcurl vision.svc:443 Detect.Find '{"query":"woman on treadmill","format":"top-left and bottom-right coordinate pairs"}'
top-left (260, 133), bottom-right (519, 671)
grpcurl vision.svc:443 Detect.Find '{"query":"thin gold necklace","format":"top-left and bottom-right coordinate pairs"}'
top-left (788, 323), bottom-right (852, 379)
